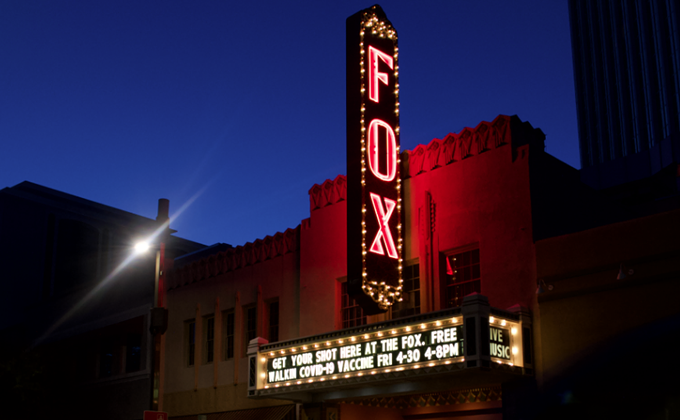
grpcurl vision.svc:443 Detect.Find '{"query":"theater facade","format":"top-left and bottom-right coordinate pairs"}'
top-left (160, 5), bottom-right (680, 420)
top-left (163, 106), bottom-right (550, 420)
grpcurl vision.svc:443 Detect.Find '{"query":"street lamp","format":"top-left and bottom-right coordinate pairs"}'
top-left (134, 241), bottom-right (151, 254)
top-left (135, 199), bottom-right (171, 413)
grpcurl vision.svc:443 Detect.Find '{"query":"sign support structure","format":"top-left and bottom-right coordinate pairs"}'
top-left (347, 5), bottom-right (403, 314)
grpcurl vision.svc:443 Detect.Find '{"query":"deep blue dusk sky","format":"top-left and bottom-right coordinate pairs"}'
top-left (1, 1), bottom-right (578, 247)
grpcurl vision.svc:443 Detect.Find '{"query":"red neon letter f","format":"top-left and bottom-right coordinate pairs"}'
top-left (368, 46), bottom-right (394, 103)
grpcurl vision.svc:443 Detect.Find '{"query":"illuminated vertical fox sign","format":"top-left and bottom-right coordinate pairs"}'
top-left (347, 5), bottom-right (403, 314)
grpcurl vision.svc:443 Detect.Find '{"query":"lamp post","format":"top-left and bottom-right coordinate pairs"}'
top-left (136, 199), bottom-right (171, 413)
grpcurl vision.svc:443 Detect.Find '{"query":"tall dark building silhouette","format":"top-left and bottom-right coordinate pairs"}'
top-left (569, 0), bottom-right (680, 183)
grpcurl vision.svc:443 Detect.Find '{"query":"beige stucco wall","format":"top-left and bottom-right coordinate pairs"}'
top-left (165, 382), bottom-right (292, 417)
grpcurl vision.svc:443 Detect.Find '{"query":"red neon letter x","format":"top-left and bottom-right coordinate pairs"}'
top-left (368, 46), bottom-right (394, 103)
top-left (369, 193), bottom-right (398, 259)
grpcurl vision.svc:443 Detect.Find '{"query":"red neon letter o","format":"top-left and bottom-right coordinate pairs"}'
top-left (367, 119), bottom-right (397, 182)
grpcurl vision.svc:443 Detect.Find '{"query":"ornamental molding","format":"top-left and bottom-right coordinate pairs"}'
top-left (403, 115), bottom-right (545, 178)
top-left (167, 226), bottom-right (300, 290)
top-left (341, 386), bottom-right (502, 408)
top-left (308, 175), bottom-right (347, 212)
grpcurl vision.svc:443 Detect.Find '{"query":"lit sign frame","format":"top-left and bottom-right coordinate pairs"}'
top-left (253, 314), bottom-right (523, 390)
top-left (347, 5), bottom-right (403, 314)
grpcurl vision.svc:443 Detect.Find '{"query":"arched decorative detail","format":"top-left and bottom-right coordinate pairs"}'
top-left (426, 141), bottom-right (441, 170)
top-left (408, 145), bottom-right (426, 178)
top-left (474, 123), bottom-right (490, 154)
top-left (442, 133), bottom-right (457, 165)
top-left (457, 129), bottom-right (473, 160)
top-left (492, 115), bottom-right (511, 147)
top-left (308, 175), bottom-right (347, 212)
top-left (400, 115), bottom-right (543, 179)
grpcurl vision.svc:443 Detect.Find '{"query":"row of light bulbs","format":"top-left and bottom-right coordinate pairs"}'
top-left (358, 11), bottom-right (403, 309)
top-left (260, 316), bottom-right (521, 388)
top-left (264, 317), bottom-right (462, 357)
top-left (260, 318), bottom-right (518, 357)
top-left (489, 316), bottom-right (518, 336)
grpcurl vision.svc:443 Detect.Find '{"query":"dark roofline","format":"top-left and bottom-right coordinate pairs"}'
top-left (1, 181), bottom-right (206, 247)
top-left (2, 181), bottom-right (156, 224)
top-left (174, 243), bottom-right (233, 268)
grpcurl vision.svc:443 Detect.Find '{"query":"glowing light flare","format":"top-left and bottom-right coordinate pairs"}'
top-left (133, 242), bottom-right (150, 254)
top-left (32, 184), bottom-right (207, 346)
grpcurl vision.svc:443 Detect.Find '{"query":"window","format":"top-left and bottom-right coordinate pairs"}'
top-left (444, 249), bottom-right (481, 308)
top-left (341, 282), bottom-right (366, 328)
top-left (391, 263), bottom-right (420, 319)
top-left (224, 311), bottom-right (235, 359)
top-left (125, 334), bottom-right (141, 373)
top-left (268, 301), bottom-right (279, 343)
top-left (99, 338), bottom-right (115, 378)
top-left (187, 321), bottom-right (196, 366)
top-left (204, 316), bottom-right (215, 363)
top-left (245, 306), bottom-right (257, 352)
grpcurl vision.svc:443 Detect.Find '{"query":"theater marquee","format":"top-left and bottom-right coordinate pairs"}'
top-left (248, 310), bottom-right (527, 395)
top-left (347, 5), bottom-right (403, 314)
top-left (266, 320), bottom-right (463, 385)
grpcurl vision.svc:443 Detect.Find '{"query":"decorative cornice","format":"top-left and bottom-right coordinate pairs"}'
top-left (308, 174), bottom-right (347, 212)
top-left (341, 386), bottom-right (502, 408)
top-left (167, 226), bottom-right (300, 290)
top-left (402, 115), bottom-right (545, 178)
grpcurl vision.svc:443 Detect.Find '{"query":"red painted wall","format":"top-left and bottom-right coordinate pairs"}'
top-left (299, 176), bottom-right (348, 337)
top-left (297, 116), bottom-right (543, 337)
